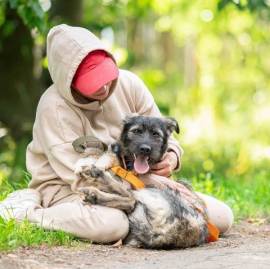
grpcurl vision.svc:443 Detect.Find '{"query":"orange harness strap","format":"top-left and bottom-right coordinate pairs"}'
top-left (111, 166), bottom-right (145, 190)
top-left (194, 205), bottom-right (220, 242)
top-left (207, 222), bottom-right (220, 242)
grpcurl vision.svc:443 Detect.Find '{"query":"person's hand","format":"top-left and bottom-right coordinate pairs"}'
top-left (141, 171), bottom-right (192, 198)
top-left (150, 151), bottom-right (178, 177)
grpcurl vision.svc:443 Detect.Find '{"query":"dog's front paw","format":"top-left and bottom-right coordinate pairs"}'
top-left (89, 165), bottom-right (104, 178)
top-left (78, 187), bottom-right (97, 204)
top-left (74, 157), bottom-right (95, 176)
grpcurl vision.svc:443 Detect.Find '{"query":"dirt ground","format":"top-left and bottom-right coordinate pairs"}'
top-left (0, 221), bottom-right (270, 269)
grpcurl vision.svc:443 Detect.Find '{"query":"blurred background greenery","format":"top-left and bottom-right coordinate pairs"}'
top-left (0, 0), bottom-right (270, 220)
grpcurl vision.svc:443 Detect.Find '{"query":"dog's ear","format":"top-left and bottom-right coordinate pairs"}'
top-left (123, 116), bottom-right (132, 125)
top-left (163, 117), bottom-right (180, 135)
top-left (123, 113), bottom-right (139, 125)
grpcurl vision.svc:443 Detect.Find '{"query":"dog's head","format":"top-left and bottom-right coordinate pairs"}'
top-left (113, 115), bottom-right (179, 174)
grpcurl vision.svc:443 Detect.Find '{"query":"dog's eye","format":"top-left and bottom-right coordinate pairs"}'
top-left (132, 129), bottom-right (142, 135)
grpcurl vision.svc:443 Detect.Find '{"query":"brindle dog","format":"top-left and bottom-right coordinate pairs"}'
top-left (72, 116), bottom-right (209, 249)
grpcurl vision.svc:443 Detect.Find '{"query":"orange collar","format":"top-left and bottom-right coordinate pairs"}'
top-left (111, 166), bottom-right (145, 190)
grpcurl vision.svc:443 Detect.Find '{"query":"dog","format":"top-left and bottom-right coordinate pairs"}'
top-left (72, 115), bottom-right (210, 249)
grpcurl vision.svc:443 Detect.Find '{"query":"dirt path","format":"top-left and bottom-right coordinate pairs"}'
top-left (1, 221), bottom-right (270, 269)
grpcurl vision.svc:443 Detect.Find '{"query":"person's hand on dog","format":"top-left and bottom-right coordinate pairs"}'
top-left (150, 151), bottom-right (178, 177)
top-left (140, 172), bottom-right (191, 197)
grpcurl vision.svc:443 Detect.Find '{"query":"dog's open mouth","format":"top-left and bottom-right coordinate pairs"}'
top-left (133, 154), bottom-right (150, 174)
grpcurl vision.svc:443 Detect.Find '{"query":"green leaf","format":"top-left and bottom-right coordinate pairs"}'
top-left (31, 1), bottom-right (44, 18)
top-left (8, 0), bottom-right (18, 9)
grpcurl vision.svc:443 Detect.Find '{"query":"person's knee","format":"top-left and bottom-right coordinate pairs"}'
top-left (196, 192), bottom-right (234, 234)
top-left (81, 205), bottom-right (129, 243)
top-left (99, 208), bottom-right (129, 242)
top-left (29, 200), bottom-right (129, 243)
top-left (215, 202), bottom-right (234, 234)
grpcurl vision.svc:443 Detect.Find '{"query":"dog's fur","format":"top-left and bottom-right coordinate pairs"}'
top-left (72, 116), bottom-right (209, 249)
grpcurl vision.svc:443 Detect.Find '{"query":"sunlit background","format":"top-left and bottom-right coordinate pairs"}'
top-left (0, 0), bottom-right (270, 219)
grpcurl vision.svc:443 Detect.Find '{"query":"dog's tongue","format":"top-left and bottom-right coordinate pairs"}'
top-left (134, 155), bottom-right (150, 174)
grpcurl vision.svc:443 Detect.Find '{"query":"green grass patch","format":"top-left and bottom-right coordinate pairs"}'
top-left (0, 171), bottom-right (30, 201)
top-left (0, 217), bottom-right (79, 251)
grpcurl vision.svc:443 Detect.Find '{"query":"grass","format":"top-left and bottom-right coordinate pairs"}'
top-left (0, 218), bottom-right (78, 251)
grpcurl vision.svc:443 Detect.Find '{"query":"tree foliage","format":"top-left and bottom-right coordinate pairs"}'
top-left (218, 0), bottom-right (270, 13)
top-left (0, 0), bottom-right (48, 33)
top-left (0, 0), bottom-right (269, 186)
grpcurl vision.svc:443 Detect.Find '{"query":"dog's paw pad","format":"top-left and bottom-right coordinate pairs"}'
top-left (81, 167), bottom-right (92, 177)
top-left (74, 158), bottom-right (96, 176)
top-left (90, 166), bottom-right (104, 178)
top-left (85, 192), bottom-right (97, 204)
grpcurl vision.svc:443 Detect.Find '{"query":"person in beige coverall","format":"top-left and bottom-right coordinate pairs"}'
top-left (0, 24), bottom-right (233, 243)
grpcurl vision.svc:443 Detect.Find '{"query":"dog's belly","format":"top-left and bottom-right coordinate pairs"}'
top-left (125, 188), bottom-right (208, 249)
top-left (132, 188), bottom-right (172, 228)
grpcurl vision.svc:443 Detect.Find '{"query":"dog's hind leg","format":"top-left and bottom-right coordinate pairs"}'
top-left (79, 186), bottom-right (136, 213)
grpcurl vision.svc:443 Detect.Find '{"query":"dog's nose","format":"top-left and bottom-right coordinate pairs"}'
top-left (139, 145), bottom-right (151, 154)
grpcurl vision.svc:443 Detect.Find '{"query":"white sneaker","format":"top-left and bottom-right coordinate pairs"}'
top-left (0, 189), bottom-right (41, 221)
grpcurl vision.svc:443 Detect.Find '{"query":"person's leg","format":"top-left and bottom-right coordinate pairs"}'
top-left (26, 195), bottom-right (129, 243)
top-left (0, 188), bottom-right (129, 243)
top-left (196, 192), bottom-right (234, 234)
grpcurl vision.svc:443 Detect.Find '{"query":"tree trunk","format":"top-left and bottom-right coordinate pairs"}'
top-left (50, 0), bottom-right (83, 25)
top-left (0, 1), bottom-right (83, 180)
top-left (0, 9), bottom-right (42, 141)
